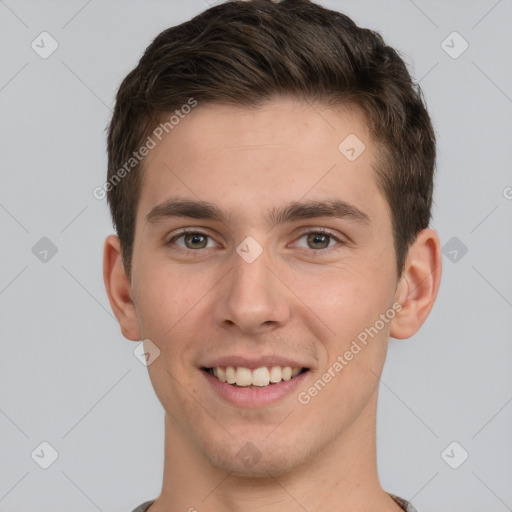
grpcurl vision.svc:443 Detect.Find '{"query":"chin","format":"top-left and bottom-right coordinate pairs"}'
top-left (202, 435), bottom-right (306, 478)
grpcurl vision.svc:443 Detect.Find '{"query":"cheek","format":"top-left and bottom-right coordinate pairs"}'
top-left (134, 266), bottom-right (211, 417)
top-left (303, 274), bottom-right (393, 420)
top-left (132, 262), bottom-right (207, 360)
top-left (297, 259), bottom-right (396, 403)
top-left (297, 265), bottom-right (393, 340)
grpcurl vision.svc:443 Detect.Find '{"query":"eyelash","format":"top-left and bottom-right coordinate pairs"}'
top-left (293, 227), bottom-right (344, 252)
top-left (167, 227), bottom-right (345, 254)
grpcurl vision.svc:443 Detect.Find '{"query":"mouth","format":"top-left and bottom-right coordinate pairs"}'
top-left (202, 365), bottom-right (309, 388)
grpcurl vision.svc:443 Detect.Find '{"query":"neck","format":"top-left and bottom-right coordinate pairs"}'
top-left (150, 393), bottom-right (399, 512)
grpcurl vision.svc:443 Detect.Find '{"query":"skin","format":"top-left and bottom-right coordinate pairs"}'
top-left (104, 98), bottom-right (441, 512)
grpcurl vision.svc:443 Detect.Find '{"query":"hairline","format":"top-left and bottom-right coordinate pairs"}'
top-left (119, 96), bottom-right (406, 277)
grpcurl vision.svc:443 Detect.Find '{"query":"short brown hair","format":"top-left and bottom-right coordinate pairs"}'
top-left (107, 0), bottom-right (435, 278)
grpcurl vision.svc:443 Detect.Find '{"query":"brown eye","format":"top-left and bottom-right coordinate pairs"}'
top-left (183, 232), bottom-right (209, 249)
top-left (169, 231), bottom-right (216, 250)
top-left (306, 232), bottom-right (332, 249)
top-left (292, 230), bottom-right (341, 252)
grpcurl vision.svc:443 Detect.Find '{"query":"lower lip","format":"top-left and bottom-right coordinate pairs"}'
top-left (201, 369), bottom-right (309, 408)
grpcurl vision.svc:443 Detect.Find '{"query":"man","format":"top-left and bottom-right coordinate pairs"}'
top-left (103, 1), bottom-right (441, 510)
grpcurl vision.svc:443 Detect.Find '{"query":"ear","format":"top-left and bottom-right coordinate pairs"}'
top-left (103, 234), bottom-right (141, 341)
top-left (390, 228), bottom-right (442, 339)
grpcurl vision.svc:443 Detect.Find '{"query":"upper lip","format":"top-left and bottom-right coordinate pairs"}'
top-left (201, 355), bottom-right (310, 369)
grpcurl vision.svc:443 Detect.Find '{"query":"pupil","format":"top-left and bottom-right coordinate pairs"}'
top-left (185, 233), bottom-right (207, 249)
top-left (307, 233), bottom-right (329, 249)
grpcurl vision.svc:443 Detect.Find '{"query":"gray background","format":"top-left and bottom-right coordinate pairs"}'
top-left (1, 0), bottom-right (511, 510)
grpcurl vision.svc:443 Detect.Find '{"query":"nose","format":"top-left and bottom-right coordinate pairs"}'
top-left (213, 247), bottom-right (291, 335)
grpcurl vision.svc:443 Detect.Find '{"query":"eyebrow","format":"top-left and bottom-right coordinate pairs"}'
top-left (145, 197), bottom-right (370, 226)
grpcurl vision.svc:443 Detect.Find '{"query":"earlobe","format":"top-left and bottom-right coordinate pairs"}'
top-left (390, 228), bottom-right (442, 340)
top-left (103, 234), bottom-right (141, 341)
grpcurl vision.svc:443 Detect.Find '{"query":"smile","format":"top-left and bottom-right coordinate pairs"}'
top-left (203, 365), bottom-right (307, 388)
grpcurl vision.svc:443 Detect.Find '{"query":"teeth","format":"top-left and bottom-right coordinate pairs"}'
top-left (225, 366), bottom-right (236, 384)
top-left (269, 366), bottom-right (282, 383)
top-left (209, 365), bottom-right (303, 387)
top-left (217, 367), bottom-right (227, 383)
top-left (252, 367), bottom-right (270, 387)
top-left (282, 366), bottom-right (292, 381)
top-left (235, 367), bottom-right (252, 386)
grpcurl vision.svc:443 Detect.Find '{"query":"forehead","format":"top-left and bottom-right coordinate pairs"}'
top-left (138, 98), bottom-right (389, 226)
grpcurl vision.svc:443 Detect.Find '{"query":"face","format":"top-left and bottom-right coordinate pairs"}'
top-left (129, 98), bottom-right (401, 476)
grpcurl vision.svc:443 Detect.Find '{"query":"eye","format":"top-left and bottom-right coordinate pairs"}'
top-left (169, 230), bottom-right (217, 250)
top-left (293, 230), bottom-right (341, 250)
